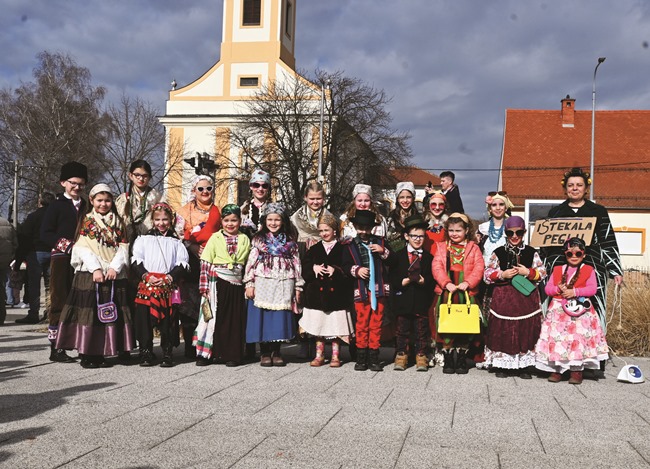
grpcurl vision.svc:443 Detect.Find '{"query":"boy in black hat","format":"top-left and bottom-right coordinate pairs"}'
top-left (389, 215), bottom-right (434, 371)
top-left (341, 209), bottom-right (395, 371)
top-left (40, 161), bottom-right (88, 363)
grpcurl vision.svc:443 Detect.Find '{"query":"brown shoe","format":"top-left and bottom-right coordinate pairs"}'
top-left (330, 356), bottom-right (341, 368)
top-left (271, 352), bottom-right (286, 367)
top-left (310, 356), bottom-right (325, 367)
top-left (260, 354), bottom-right (272, 367)
top-left (548, 372), bottom-right (562, 383)
top-left (415, 353), bottom-right (429, 372)
top-left (569, 371), bottom-right (583, 385)
top-left (393, 352), bottom-right (408, 371)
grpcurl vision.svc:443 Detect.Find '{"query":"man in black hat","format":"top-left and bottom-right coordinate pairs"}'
top-left (40, 161), bottom-right (88, 362)
top-left (389, 215), bottom-right (434, 372)
top-left (341, 209), bottom-right (395, 372)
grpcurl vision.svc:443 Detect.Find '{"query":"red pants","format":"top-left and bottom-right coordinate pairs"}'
top-left (354, 299), bottom-right (385, 350)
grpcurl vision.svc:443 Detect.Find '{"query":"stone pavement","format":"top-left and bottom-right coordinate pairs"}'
top-left (1, 308), bottom-right (650, 469)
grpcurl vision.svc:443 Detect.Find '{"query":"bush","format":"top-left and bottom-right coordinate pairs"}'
top-left (605, 272), bottom-right (650, 357)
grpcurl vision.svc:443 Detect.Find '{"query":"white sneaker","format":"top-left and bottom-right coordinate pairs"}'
top-left (16, 302), bottom-right (29, 309)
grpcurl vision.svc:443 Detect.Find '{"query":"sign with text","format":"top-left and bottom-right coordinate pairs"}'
top-left (530, 217), bottom-right (597, 247)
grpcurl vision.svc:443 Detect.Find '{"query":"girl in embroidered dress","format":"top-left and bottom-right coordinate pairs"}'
top-left (483, 216), bottom-right (546, 379)
top-left (56, 184), bottom-right (134, 368)
top-left (423, 191), bottom-right (448, 352)
top-left (535, 237), bottom-right (608, 385)
top-left (299, 213), bottom-right (354, 367)
top-left (432, 213), bottom-right (485, 375)
top-left (244, 203), bottom-right (304, 367)
top-left (340, 184), bottom-right (387, 240)
top-left (175, 175), bottom-right (222, 358)
top-left (290, 181), bottom-right (333, 256)
top-left (477, 192), bottom-right (513, 265)
top-left (386, 181), bottom-right (419, 253)
top-left (131, 203), bottom-right (189, 367)
top-left (193, 204), bottom-right (251, 367)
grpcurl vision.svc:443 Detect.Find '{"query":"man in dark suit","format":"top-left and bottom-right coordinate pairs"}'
top-left (390, 215), bottom-right (434, 371)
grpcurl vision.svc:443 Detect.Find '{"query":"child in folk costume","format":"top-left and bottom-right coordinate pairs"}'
top-left (291, 181), bottom-right (334, 256)
top-left (194, 204), bottom-right (251, 367)
top-left (535, 237), bottom-right (608, 385)
top-left (241, 169), bottom-right (272, 238)
top-left (244, 203), bottom-right (304, 367)
top-left (299, 213), bottom-right (354, 367)
top-left (56, 184), bottom-right (134, 368)
top-left (432, 213), bottom-right (485, 375)
top-left (341, 209), bottom-right (396, 372)
top-left (390, 215), bottom-right (435, 372)
top-left (131, 203), bottom-right (189, 367)
top-left (386, 181), bottom-right (419, 252)
top-left (483, 216), bottom-right (546, 379)
top-left (340, 184), bottom-right (388, 239)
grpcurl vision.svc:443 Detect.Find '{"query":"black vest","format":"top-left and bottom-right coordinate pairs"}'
top-left (493, 245), bottom-right (537, 270)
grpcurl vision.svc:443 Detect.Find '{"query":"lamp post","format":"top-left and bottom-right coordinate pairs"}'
top-left (590, 57), bottom-right (606, 201)
top-left (317, 79), bottom-right (331, 183)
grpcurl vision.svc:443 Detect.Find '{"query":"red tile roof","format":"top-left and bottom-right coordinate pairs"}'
top-left (386, 167), bottom-right (440, 187)
top-left (501, 107), bottom-right (650, 210)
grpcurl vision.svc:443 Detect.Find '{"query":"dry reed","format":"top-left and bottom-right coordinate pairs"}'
top-left (606, 272), bottom-right (650, 357)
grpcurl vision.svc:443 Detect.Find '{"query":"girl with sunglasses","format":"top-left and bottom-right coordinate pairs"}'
top-left (241, 169), bottom-right (272, 239)
top-left (176, 175), bottom-right (222, 358)
top-left (483, 216), bottom-right (546, 379)
top-left (535, 237), bottom-right (608, 385)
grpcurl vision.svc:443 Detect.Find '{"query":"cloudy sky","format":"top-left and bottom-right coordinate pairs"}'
top-left (2, 1), bottom-right (650, 217)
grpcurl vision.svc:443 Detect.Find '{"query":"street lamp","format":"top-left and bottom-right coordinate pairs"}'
top-left (317, 79), bottom-right (331, 183)
top-left (590, 57), bottom-right (606, 201)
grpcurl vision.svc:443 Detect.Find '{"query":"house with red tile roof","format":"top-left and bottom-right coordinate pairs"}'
top-left (499, 96), bottom-right (650, 268)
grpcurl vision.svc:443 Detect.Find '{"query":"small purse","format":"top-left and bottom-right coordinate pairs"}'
top-left (438, 293), bottom-right (481, 334)
top-left (96, 282), bottom-right (118, 324)
top-left (511, 274), bottom-right (536, 296)
top-left (171, 287), bottom-right (182, 305)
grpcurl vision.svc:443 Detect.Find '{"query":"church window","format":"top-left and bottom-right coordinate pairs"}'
top-left (285, 2), bottom-right (292, 37)
top-left (243, 0), bottom-right (261, 26)
top-left (240, 77), bottom-right (259, 87)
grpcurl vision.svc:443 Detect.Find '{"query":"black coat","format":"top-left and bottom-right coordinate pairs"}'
top-left (302, 241), bottom-right (352, 312)
top-left (390, 248), bottom-right (434, 316)
top-left (40, 195), bottom-right (87, 249)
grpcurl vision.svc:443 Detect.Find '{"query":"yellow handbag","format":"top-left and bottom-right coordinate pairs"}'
top-left (438, 294), bottom-right (481, 334)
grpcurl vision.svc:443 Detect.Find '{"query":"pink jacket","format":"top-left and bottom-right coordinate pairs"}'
top-left (432, 241), bottom-right (485, 296)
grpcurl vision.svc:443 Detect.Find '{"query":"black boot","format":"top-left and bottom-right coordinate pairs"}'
top-left (455, 348), bottom-right (468, 374)
top-left (368, 348), bottom-right (383, 372)
top-left (354, 348), bottom-right (368, 371)
top-left (442, 349), bottom-right (455, 374)
top-left (79, 354), bottom-right (98, 369)
top-left (139, 348), bottom-right (155, 367)
top-left (16, 314), bottom-right (40, 324)
top-left (160, 345), bottom-right (174, 368)
top-left (183, 325), bottom-right (196, 359)
top-left (50, 344), bottom-right (76, 363)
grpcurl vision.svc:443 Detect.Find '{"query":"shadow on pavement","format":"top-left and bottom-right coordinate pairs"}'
top-left (0, 382), bottom-right (117, 424)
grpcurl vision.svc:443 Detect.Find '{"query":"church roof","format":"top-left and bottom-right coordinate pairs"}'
top-left (500, 101), bottom-right (650, 210)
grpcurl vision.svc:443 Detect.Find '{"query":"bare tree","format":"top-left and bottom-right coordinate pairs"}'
top-left (226, 70), bottom-right (412, 213)
top-left (0, 51), bottom-right (109, 218)
top-left (101, 93), bottom-right (166, 194)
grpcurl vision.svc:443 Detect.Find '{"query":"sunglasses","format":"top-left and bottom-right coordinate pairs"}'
top-left (505, 229), bottom-right (525, 237)
top-left (196, 186), bottom-right (213, 193)
top-left (488, 191), bottom-right (508, 196)
top-left (565, 250), bottom-right (584, 259)
top-left (250, 182), bottom-right (269, 189)
top-left (430, 203), bottom-right (445, 208)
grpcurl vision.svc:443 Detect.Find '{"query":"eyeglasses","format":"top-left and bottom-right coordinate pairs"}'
top-left (131, 172), bottom-right (150, 180)
top-left (66, 180), bottom-right (85, 189)
top-left (565, 250), bottom-right (584, 259)
top-left (196, 186), bottom-right (213, 193)
top-left (488, 191), bottom-right (508, 196)
top-left (250, 183), bottom-right (269, 189)
top-left (430, 203), bottom-right (445, 208)
top-left (505, 229), bottom-right (525, 237)
top-left (407, 234), bottom-right (425, 240)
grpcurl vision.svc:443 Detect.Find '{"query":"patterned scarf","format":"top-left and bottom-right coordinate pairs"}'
top-left (75, 211), bottom-right (126, 263)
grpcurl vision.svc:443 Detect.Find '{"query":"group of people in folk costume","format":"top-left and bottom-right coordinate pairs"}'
top-left (41, 161), bottom-right (621, 384)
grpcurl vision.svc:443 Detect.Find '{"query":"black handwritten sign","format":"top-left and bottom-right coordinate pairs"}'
top-left (529, 217), bottom-right (596, 247)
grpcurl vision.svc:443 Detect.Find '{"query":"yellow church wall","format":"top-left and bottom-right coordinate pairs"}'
top-left (165, 127), bottom-right (185, 210)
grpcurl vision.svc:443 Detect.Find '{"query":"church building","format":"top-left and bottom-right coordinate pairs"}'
top-left (159, 0), bottom-right (309, 209)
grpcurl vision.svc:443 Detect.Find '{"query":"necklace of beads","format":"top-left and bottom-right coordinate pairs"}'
top-left (488, 218), bottom-right (505, 243)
